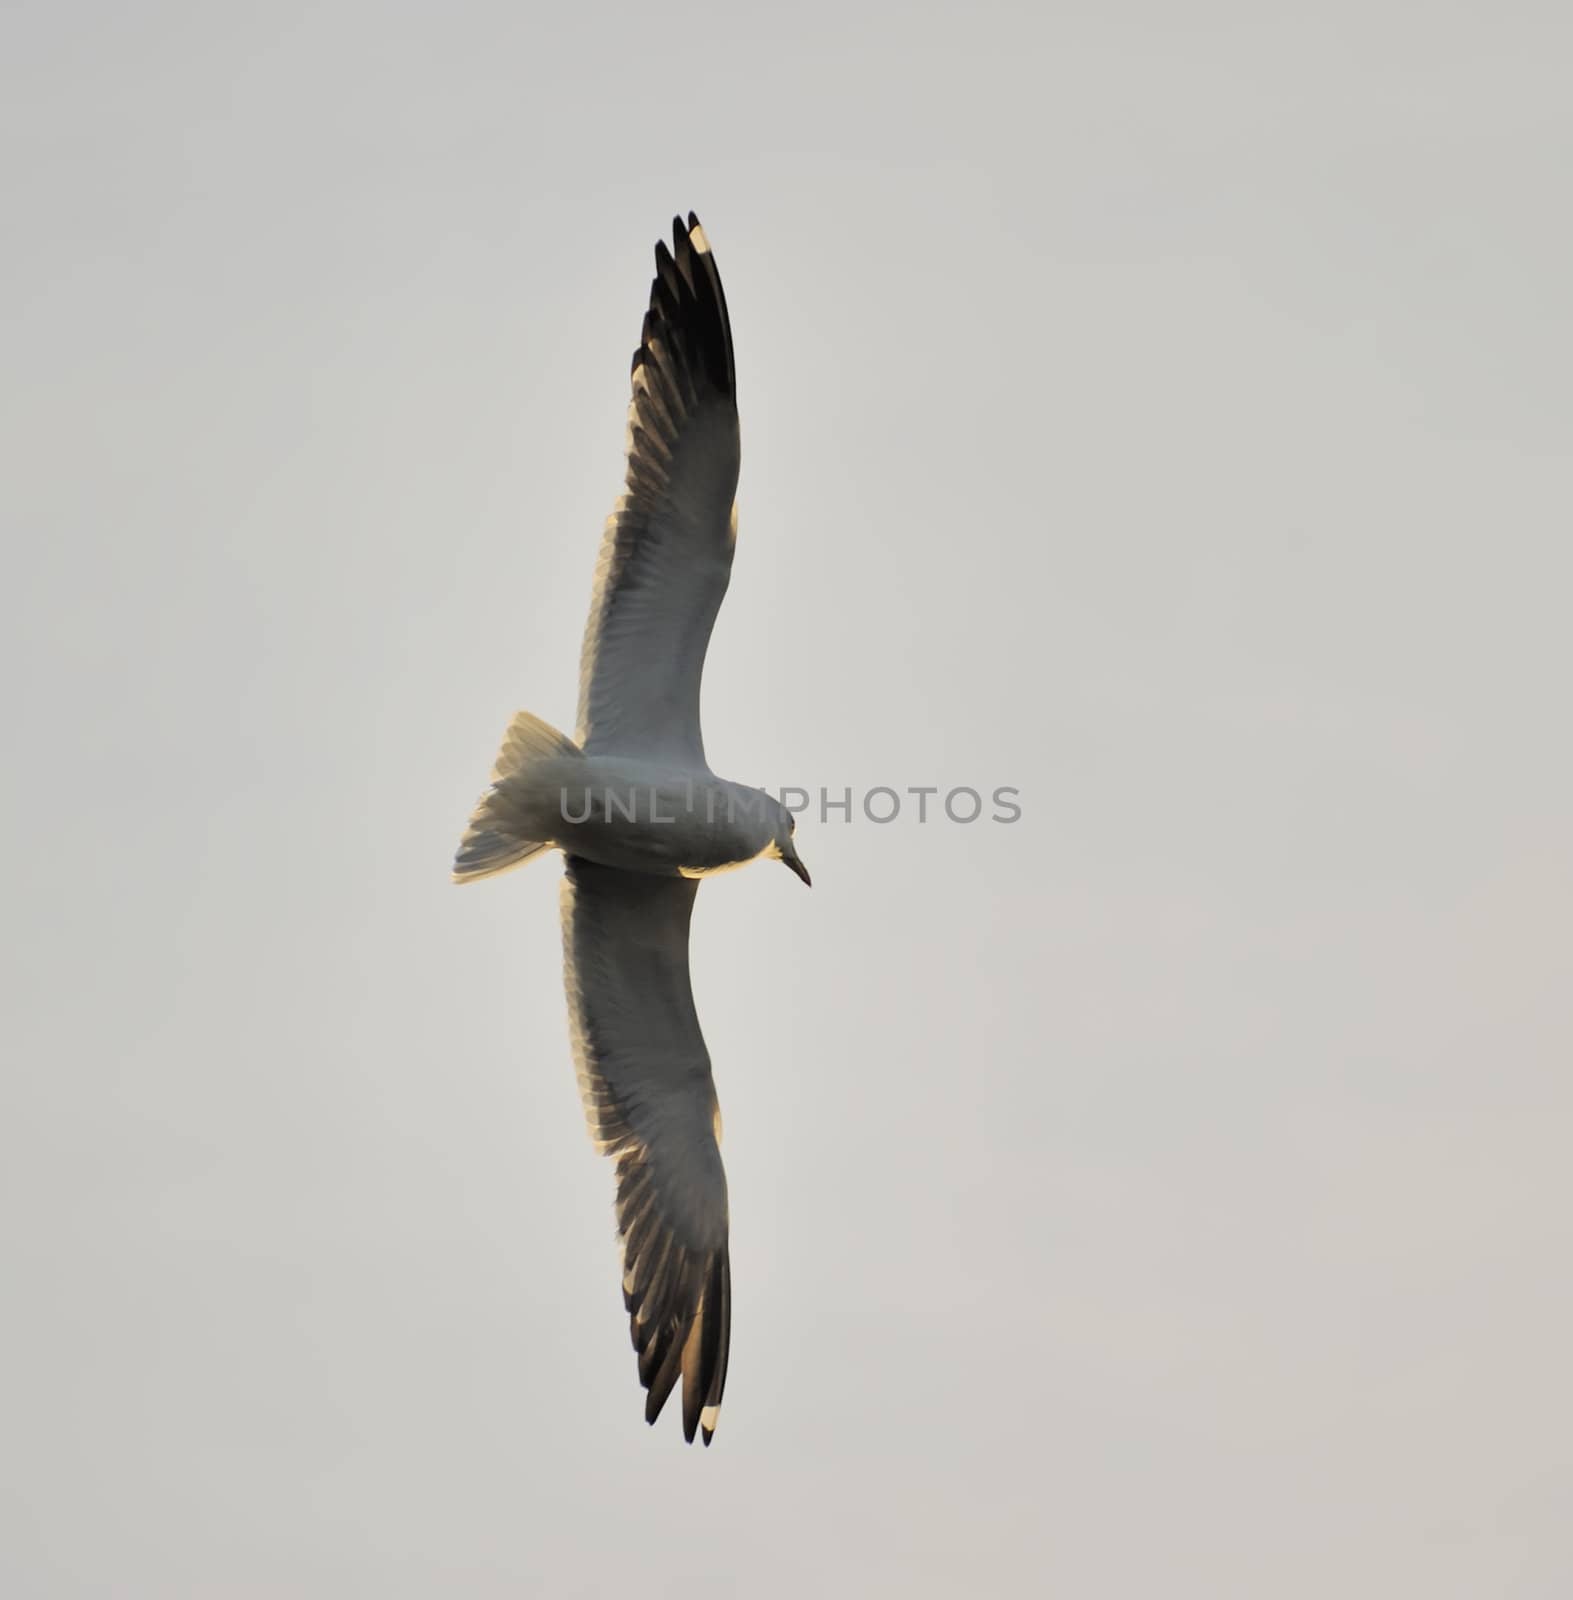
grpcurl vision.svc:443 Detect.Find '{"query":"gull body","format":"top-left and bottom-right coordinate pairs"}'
top-left (452, 214), bottom-right (808, 1445)
top-left (474, 752), bottom-right (806, 881)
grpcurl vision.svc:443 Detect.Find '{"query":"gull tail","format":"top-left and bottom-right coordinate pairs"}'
top-left (452, 711), bottom-right (581, 884)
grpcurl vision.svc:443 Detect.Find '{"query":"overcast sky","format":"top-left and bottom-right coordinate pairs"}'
top-left (4, 3), bottom-right (1571, 1595)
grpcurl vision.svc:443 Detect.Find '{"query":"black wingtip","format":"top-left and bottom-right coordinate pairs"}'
top-left (628, 212), bottom-right (735, 406)
top-left (624, 1244), bottom-right (730, 1446)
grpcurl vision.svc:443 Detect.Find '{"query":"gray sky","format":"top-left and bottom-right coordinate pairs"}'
top-left (4, 3), bottom-right (1571, 1595)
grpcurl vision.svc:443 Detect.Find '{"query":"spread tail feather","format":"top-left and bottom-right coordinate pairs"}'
top-left (452, 829), bottom-right (552, 884)
top-left (452, 711), bottom-right (580, 884)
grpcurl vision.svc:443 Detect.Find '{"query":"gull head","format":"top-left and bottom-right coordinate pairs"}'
top-left (772, 807), bottom-right (811, 887)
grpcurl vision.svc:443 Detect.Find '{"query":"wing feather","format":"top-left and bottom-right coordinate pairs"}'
top-left (560, 858), bottom-right (732, 1444)
top-left (575, 215), bottom-right (740, 767)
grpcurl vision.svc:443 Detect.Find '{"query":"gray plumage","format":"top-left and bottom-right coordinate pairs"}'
top-left (453, 215), bottom-right (809, 1444)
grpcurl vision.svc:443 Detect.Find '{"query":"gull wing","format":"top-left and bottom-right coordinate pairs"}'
top-left (576, 214), bottom-right (740, 768)
top-left (560, 858), bottom-right (731, 1443)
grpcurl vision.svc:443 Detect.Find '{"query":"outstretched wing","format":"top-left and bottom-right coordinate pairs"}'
top-left (576, 213), bottom-right (740, 768)
top-left (560, 858), bottom-right (731, 1444)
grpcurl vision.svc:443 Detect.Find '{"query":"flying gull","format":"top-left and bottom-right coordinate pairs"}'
top-left (453, 214), bottom-right (810, 1444)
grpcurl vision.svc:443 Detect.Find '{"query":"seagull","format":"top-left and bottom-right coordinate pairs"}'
top-left (453, 214), bottom-right (810, 1445)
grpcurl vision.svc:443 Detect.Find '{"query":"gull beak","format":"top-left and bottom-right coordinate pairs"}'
top-left (781, 844), bottom-right (812, 887)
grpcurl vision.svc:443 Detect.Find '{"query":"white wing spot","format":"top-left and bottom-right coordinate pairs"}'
top-left (700, 1404), bottom-right (720, 1432)
top-left (690, 223), bottom-right (711, 255)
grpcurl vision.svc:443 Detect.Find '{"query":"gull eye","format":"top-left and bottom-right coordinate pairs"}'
top-left (788, 815), bottom-right (796, 835)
